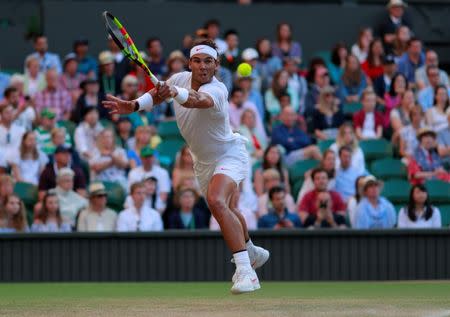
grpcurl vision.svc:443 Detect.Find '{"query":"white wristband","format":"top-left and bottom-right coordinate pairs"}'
top-left (135, 93), bottom-right (153, 112)
top-left (174, 86), bottom-right (189, 104)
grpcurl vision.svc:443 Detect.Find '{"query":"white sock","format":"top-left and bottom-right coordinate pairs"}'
top-left (233, 250), bottom-right (252, 270)
top-left (246, 239), bottom-right (255, 251)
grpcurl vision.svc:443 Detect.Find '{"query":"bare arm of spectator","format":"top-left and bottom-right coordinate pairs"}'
top-left (111, 151), bottom-right (128, 169)
top-left (376, 125), bottom-right (383, 139)
top-left (438, 143), bottom-right (450, 157)
top-left (283, 169), bottom-right (291, 194)
top-left (10, 163), bottom-right (23, 183)
top-left (90, 158), bottom-right (113, 174)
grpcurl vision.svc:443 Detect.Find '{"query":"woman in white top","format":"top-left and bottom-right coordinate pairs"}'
top-left (426, 85), bottom-right (449, 133)
top-left (390, 89), bottom-right (414, 145)
top-left (398, 184), bottom-right (441, 229)
top-left (31, 190), bottom-right (72, 232)
top-left (330, 123), bottom-right (366, 174)
top-left (351, 27), bottom-right (373, 63)
top-left (8, 131), bottom-right (48, 185)
top-left (346, 175), bottom-right (366, 228)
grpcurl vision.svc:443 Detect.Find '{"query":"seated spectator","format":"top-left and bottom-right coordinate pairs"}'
top-left (398, 184), bottom-right (441, 228)
top-left (415, 50), bottom-right (449, 91)
top-left (351, 27), bottom-right (373, 63)
top-left (361, 39), bottom-right (384, 82)
top-left (253, 145), bottom-right (290, 196)
top-left (390, 89), bottom-right (414, 146)
top-left (74, 106), bottom-right (104, 161)
top-left (437, 112), bottom-right (450, 168)
top-left (0, 175), bottom-right (14, 211)
top-left (330, 123), bottom-right (366, 174)
top-left (235, 73), bottom-right (265, 122)
top-left (115, 117), bottom-right (133, 150)
top-left (72, 79), bottom-right (107, 124)
top-left (34, 69), bottom-right (72, 121)
top-left (408, 128), bottom-right (450, 184)
top-left (312, 86), bottom-right (344, 140)
top-left (117, 182), bottom-right (163, 232)
top-left (418, 67), bottom-right (450, 112)
top-left (347, 175), bottom-right (366, 228)
top-left (164, 50), bottom-right (187, 81)
top-left (32, 190), bottom-right (71, 232)
top-left (284, 57), bottom-right (308, 113)
top-left (221, 29), bottom-right (241, 72)
top-left (399, 105), bottom-right (427, 158)
top-left (328, 42), bottom-right (348, 85)
top-left (7, 131), bottom-right (48, 185)
top-left (98, 50), bottom-right (120, 96)
top-left (127, 125), bottom-right (161, 160)
top-left (384, 73), bottom-right (408, 128)
top-left (258, 186), bottom-right (301, 229)
top-left (60, 53), bottom-right (85, 104)
top-left (34, 108), bottom-right (71, 155)
top-left (297, 149), bottom-right (336, 204)
top-left (338, 54), bottom-right (368, 103)
top-left (354, 176), bottom-right (396, 229)
top-left (353, 89), bottom-right (383, 140)
top-left (335, 146), bottom-right (367, 203)
top-left (255, 37), bottom-right (282, 93)
top-left (271, 22), bottom-right (302, 62)
top-left (388, 25), bottom-right (411, 60)
top-left (77, 183), bottom-right (117, 232)
top-left (26, 34), bottom-right (62, 73)
top-left (265, 69), bottom-right (298, 118)
top-left (239, 109), bottom-right (267, 164)
top-left (240, 48), bottom-right (262, 92)
top-left (167, 187), bottom-right (209, 229)
top-left (397, 38), bottom-right (425, 86)
top-left (125, 176), bottom-right (166, 214)
top-left (23, 55), bottom-right (46, 97)
top-left (373, 54), bottom-right (397, 106)
top-left (272, 106), bottom-right (322, 166)
top-left (128, 146), bottom-right (171, 204)
top-left (0, 104), bottom-right (26, 156)
top-left (257, 169), bottom-right (296, 218)
top-left (3, 85), bottom-right (36, 131)
top-left (48, 128), bottom-right (79, 164)
top-left (54, 167), bottom-right (87, 227)
top-left (378, 0), bottom-right (412, 47)
top-left (298, 167), bottom-right (347, 226)
top-left (425, 85), bottom-right (449, 132)
top-left (0, 194), bottom-right (29, 233)
top-left (146, 37), bottom-right (167, 79)
top-left (172, 145), bottom-right (196, 191)
top-left (73, 38), bottom-right (98, 78)
top-left (304, 64), bottom-right (331, 117)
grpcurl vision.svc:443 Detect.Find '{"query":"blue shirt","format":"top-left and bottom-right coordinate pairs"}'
top-left (337, 74), bottom-right (367, 103)
top-left (28, 52), bottom-right (62, 74)
top-left (354, 197), bottom-right (396, 229)
top-left (77, 56), bottom-right (98, 76)
top-left (258, 208), bottom-right (302, 229)
top-left (248, 89), bottom-right (265, 122)
top-left (397, 52), bottom-right (425, 83)
top-left (271, 124), bottom-right (313, 154)
top-left (0, 72), bottom-right (10, 101)
top-left (417, 86), bottom-right (450, 112)
top-left (335, 166), bottom-right (367, 202)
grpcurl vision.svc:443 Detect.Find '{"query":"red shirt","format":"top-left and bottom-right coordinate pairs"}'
top-left (298, 190), bottom-right (346, 215)
top-left (361, 61), bottom-right (384, 81)
top-left (353, 110), bottom-right (384, 130)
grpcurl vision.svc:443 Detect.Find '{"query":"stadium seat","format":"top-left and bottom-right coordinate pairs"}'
top-left (156, 138), bottom-right (186, 168)
top-left (157, 120), bottom-right (181, 138)
top-left (102, 181), bottom-right (126, 212)
top-left (57, 120), bottom-right (76, 142)
top-left (343, 102), bottom-right (362, 116)
top-left (425, 180), bottom-right (450, 204)
top-left (100, 118), bottom-right (114, 129)
top-left (381, 179), bottom-right (411, 204)
top-left (318, 139), bottom-right (335, 153)
top-left (360, 139), bottom-right (393, 163)
top-left (370, 158), bottom-right (407, 180)
top-left (314, 50), bottom-right (332, 65)
top-left (13, 182), bottom-right (38, 224)
top-left (288, 159), bottom-right (319, 186)
top-left (437, 205), bottom-right (450, 227)
top-left (291, 179), bottom-right (303, 201)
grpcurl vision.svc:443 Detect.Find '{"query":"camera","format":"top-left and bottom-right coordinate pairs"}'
top-left (319, 200), bottom-right (328, 209)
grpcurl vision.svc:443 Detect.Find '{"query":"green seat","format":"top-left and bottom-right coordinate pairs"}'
top-left (157, 120), bottom-right (180, 138)
top-left (360, 139), bottom-right (393, 163)
top-left (288, 159), bottom-right (319, 186)
top-left (437, 205), bottom-right (450, 227)
top-left (13, 182), bottom-right (38, 224)
top-left (156, 138), bottom-right (186, 167)
top-left (381, 179), bottom-right (411, 204)
top-left (57, 120), bottom-right (76, 142)
top-left (102, 181), bottom-right (126, 212)
top-left (100, 118), bottom-right (114, 129)
top-left (425, 180), bottom-right (450, 204)
top-left (318, 139), bottom-right (335, 153)
top-left (291, 179), bottom-right (303, 201)
top-left (343, 102), bottom-right (362, 116)
top-left (370, 158), bottom-right (407, 180)
top-left (314, 50), bottom-right (332, 65)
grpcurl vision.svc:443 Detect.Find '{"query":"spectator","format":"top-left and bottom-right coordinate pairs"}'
top-left (418, 67), bottom-right (450, 112)
top-left (398, 184), bottom-right (441, 228)
top-left (335, 146), bottom-right (367, 203)
top-left (34, 108), bottom-right (71, 155)
top-left (240, 109), bottom-right (267, 164)
top-left (272, 22), bottom-right (302, 63)
top-left (437, 112), bottom-right (450, 168)
top-left (115, 117), bottom-right (133, 151)
top-left (338, 54), bottom-right (368, 103)
top-left (215, 63), bottom-right (233, 93)
top-left (31, 190), bottom-right (71, 232)
top-left (304, 65), bottom-right (331, 117)
top-left (60, 53), bottom-right (85, 104)
top-left (425, 85), bottom-right (449, 133)
top-left (89, 129), bottom-right (129, 191)
top-left (72, 78), bottom-right (107, 124)
top-left (240, 48), bottom-right (262, 91)
top-left (312, 86), bottom-right (344, 140)
top-left (351, 27), bottom-right (373, 63)
top-left (73, 38), bottom-right (98, 78)
top-left (54, 167), bottom-right (88, 227)
top-left (354, 176), bottom-right (396, 229)
top-left (297, 149), bottom-right (336, 204)
top-left (125, 176), bottom-right (166, 214)
top-left (255, 37), bottom-right (282, 93)
top-left (172, 145), bottom-right (196, 191)
top-left (107, 35), bottom-right (131, 83)
top-left (399, 105), bottom-right (427, 158)
top-left (34, 69), bottom-right (72, 121)
top-left (373, 54), bottom-right (397, 105)
top-left (98, 50), bottom-right (120, 96)
top-left (271, 106), bottom-right (322, 166)
top-left (117, 182), bottom-right (163, 232)
top-left (388, 25), bottom-right (411, 60)
top-left (254, 145), bottom-right (290, 196)
top-left (77, 182), bottom-right (117, 232)
top-left (415, 50), bottom-right (449, 90)
top-left (0, 65), bottom-right (10, 101)
top-left (38, 145), bottom-right (87, 200)
top-left (361, 38), bottom-right (385, 82)
top-left (146, 37), bottom-right (167, 79)
top-left (384, 72), bottom-right (408, 125)
top-left (235, 72), bottom-right (264, 121)
top-left (0, 194), bottom-right (29, 233)
top-left (265, 69), bottom-right (299, 118)
top-left (128, 146), bottom-right (171, 204)
top-left (0, 104), bottom-right (26, 156)
top-left (25, 34), bottom-right (62, 74)
top-left (378, 0), bottom-right (412, 46)
top-left (3, 86), bottom-right (35, 131)
top-left (74, 106), bottom-right (104, 161)
top-left (7, 131), bottom-right (48, 185)
top-left (330, 123), bottom-right (366, 174)
top-left (221, 29), bottom-right (241, 72)
top-left (298, 167), bottom-right (347, 227)
top-left (167, 187), bottom-right (209, 229)
top-left (353, 89), bottom-right (384, 140)
top-left (347, 175), bottom-right (366, 228)
top-left (390, 89), bottom-right (414, 144)
top-left (48, 128), bottom-right (77, 161)
top-left (258, 186), bottom-right (301, 229)
top-left (408, 128), bottom-right (450, 184)
top-left (204, 19), bottom-right (227, 55)
top-left (284, 57), bottom-right (308, 114)
top-left (23, 55), bottom-right (46, 97)
top-left (165, 50), bottom-right (187, 79)
top-left (257, 168), bottom-right (296, 217)
top-left (328, 42), bottom-right (348, 85)
top-left (127, 126), bottom-right (162, 166)
top-left (0, 175), bottom-right (14, 210)
top-left (397, 38), bottom-right (425, 86)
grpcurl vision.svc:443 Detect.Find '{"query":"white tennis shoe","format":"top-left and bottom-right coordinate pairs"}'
top-left (230, 267), bottom-right (260, 294)
top-left (232, 246), bottom-right (269, 284)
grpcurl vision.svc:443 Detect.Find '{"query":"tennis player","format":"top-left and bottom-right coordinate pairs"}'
top-left (103, 39), bottom-right (269, 294)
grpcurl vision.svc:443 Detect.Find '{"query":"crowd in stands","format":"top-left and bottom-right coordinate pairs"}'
top-left (0, 0), bottom-right (449, 233)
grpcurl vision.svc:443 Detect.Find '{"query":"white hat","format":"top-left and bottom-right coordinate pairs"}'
top-left (241, 48), bottom-right (259, 61)
top-left (57, 167), bottom-right (75, 180)
top-left (121, 74), bottom-right (138, 89)
top-left (98, 51), bottom-right (114, 65)
top-left (387, 0), bottom-right (407, 8)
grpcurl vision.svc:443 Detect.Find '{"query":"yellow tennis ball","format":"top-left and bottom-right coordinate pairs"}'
top-left (237, 63), bottom-right (252, 77)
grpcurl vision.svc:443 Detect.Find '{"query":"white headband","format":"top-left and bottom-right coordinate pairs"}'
top-left (190, 45), bottom-right (218, 59)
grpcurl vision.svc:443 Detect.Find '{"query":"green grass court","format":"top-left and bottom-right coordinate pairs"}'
top-left (0, 282), bottom-right (449, 317)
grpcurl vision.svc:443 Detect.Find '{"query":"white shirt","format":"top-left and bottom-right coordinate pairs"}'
top-left (167, 71), bottom-right (243, 164)
top-left (74, 122), bottom-right (104, 157)
top-left (124, 194), bottom-right (166, 214)
top-left (426, 107), bottom-right (449, 133)
top-left (362, 112), bottom-right (376, 139)
top-left (215, 38), bottom-right (228, 55)
top-left (0, 123), bottom-right (26, 156)
top-left (7, 149), bottom-right (48, 185)
top-left (116, 205), bottom-right (163, 232)
top-left (128, 165), bottom-right (171, 194)
top-left (329, 143), bottom-right (366, 175)
top-left (15, 107), bottom-right (36, 131)
top-left (397, 206), bottom-right (442, 229)
top-left (89, 147), bottom-right (128, 189)
top-left (351, 44), bottom-right (368, 63)
top-left (347, 196), bottom-right (359, 228)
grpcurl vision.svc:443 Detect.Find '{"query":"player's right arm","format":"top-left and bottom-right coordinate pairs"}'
top-left (102, 87), bottom-right (166, 115)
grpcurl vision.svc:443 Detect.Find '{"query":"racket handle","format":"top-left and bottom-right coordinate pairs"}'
top-left (150, 76), bottom-right (173, 103)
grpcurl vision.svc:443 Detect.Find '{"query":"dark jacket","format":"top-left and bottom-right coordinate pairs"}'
top-left (167, 208), bottom-right (209, 229)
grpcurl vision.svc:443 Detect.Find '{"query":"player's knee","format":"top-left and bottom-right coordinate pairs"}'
top-left (206, 194), bottom-right (226, 216)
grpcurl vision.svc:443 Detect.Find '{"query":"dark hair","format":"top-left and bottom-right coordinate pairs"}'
top-left (146, 37), bottom-right (161, 49)
top-left (20, 131), bottom-right (39, 161)
top-left (354, 175), bottom-right (366, 203)
top-left (38, 191), bottom-right (63, 226)
top-left (130, 181), bottom-right (145, 195)
top-left (306, 60), bottom-right (326, 84)
top-left (311, 167), bottom-right (328, 181)
top-left (204, 19), bottom-right (220, 29)
top-left (388, 73), bottom-right (408, 97)
top-left (33, 34), bottom-right (46, 43)
top-left (144, 177), bottom-right (158, 209)
top-left (255, 38), bottom-right (272, 59)
top-left (338, 145), bottom-right (353, 157)
top-left (426, 64), bottom-right (439, 76)
top-left (230, 87), bottom-right (243, 97)
top-left (224, 29), bottom-right (238, 39)
top-left (366, 38), bottom-right (384, 67)
top-left (406, 184), bottom-right (433, 222)
top-left (407, 37), bottom-right (422, 47)
top-left (276, 22), bottom-right (292, 43)
top-left (433, 84), bottom-right (450, 111)
top-left (331, 42), bottom-right (347, 67)
top-left (3, 87), bottom-right (17, 99)
top-left (191, 38), bottom-right (218, 51)
top-left (268, 185), bottom-right (286, 200)
top-left (262, 145), bottom-right (285, 183)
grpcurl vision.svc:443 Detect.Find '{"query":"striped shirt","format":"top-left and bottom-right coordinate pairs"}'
top-left (34, 88), bottom-right (72, 121)
top-left (34, 125), bottom-right (72, 155)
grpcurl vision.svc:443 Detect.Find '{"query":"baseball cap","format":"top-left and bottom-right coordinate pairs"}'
top-left (416, 127), bottom-right (437, 140)
top-left (74, 38), bottom-right (89, 46)
top-left (98, 51), bottom-right (114, 65)
top-left (88, 182), bottom-right (107, 197)
top-left (140, 146), bottom-right (154, 158)
top-left (40, 108), bottom-right (56, 119)
top-left (241, 48), bottom-right (259, 61)
top-left (54, 145), bottom-right (72, 154)
top-left (64, 53), bottom-right (77, 65)
top-left (383, 54), bottom-right (396, 65)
